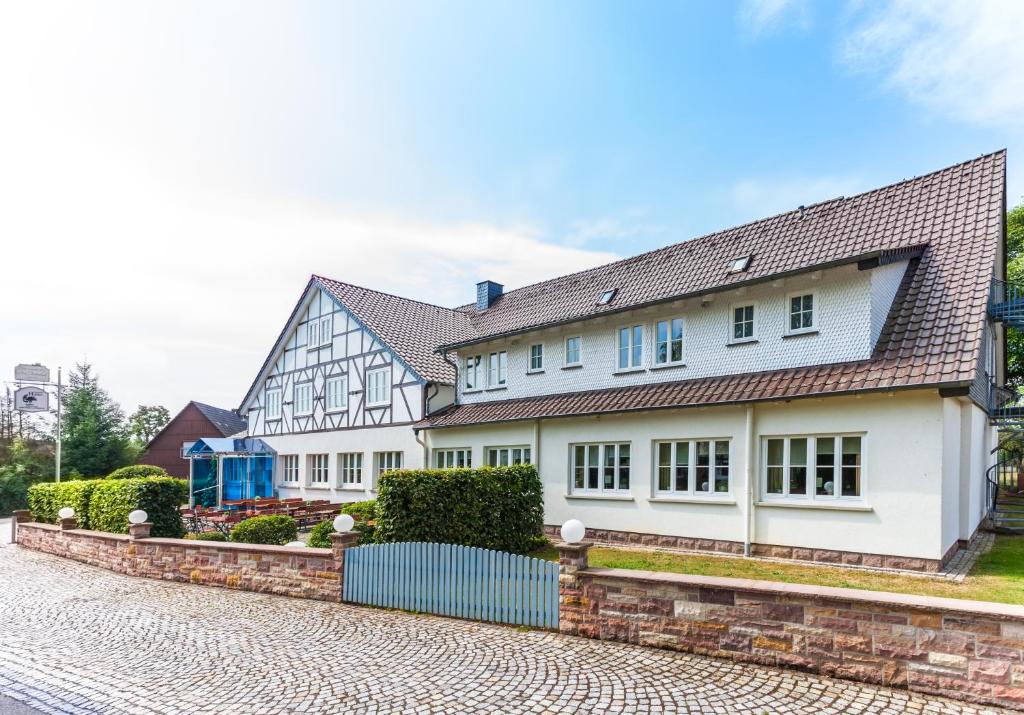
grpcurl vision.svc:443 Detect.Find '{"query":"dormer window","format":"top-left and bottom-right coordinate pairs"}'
top-left (597, 289), bottom-right (617, 305)
top-left (727, 256), bottom-right (751, 274)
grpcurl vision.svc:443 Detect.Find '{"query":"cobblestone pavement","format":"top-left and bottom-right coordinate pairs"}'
top-left (0, 544), bottom-right (1014, 715)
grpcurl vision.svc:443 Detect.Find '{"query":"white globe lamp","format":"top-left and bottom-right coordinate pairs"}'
top-left (57, 507), bottom-right (75, 520)
top-left (128, 509), bottom-right (148, 525)
top-left (333, 514), bottom-right (355, 533)
top-left (560, 519), bottom-right (586, 544)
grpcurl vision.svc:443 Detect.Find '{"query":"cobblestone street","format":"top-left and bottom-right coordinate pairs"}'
top-left (0, 532), bottom-right (1014, 715)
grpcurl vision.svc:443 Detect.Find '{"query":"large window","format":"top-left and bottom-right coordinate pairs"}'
top-left (434, 448), bottom-right (472, 469)
top-left (732, 304), bottom-right (755, 342)
top-left (617, 325), bottom-right (643, 370)
top-left (788, 293), bottom-right (815, 333)
top-left (564, 336), bottom-right (582, 366)
top-left (281, 454), bottom-right (299, 484)
top-left (374, 451), bottom-right (403, 478)
top-left (529, 344), bottom-right (544, 371)
top-left (307, 314), bottom-right (332, 349)
top-left (308, 453), bottom-right (329, 486)
top-left (763, 434), bottom-right (863, 500)
top-left (325, 375), bottom-right (348, 412)
top-left (488, 351), bottom-right (507, 387)
top-left (338, 453), bottom-right (362, 487)
top-left (655, 439), bottom-right (730, 495)
top-left (655, 318), bottom-right (684, 365)
top-left (464, 355), bottom-right (482, 390)
top-left (265, 388), bottom-right (282, 420)
top-left (571, 443), bottom-right (631, 493)
top-left (365, 367), bottom-right (390, 407)
top-left (293, 383), bottom-right (313, 415)
top-left (487, 446), bottom-right (532, 466)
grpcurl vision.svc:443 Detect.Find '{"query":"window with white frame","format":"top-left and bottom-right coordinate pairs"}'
top-left (565, 336), bottom-right (582, 366)
top-left (763, 434), bottom-right (862, 500)
top-left (320, 314), bottom-right (332, 345)
top-left (434, 448), bottom-right (472, 469)
top-left (307, 314), bottom-right (332, 349)
top-left (365, 367), bottom-right (390, 407)
top-left (487, 351), bottom-right (507, 387)
top-left (293, 383), bottom-right (313, 415)
top-left (464, 355), bottom-right (482, 390)
top-left (529, 344), bottom-right (544, 371)
top-left (308, 453), bottom-right (329, 486)
top-left (374, 451), bottom-right (403, 477)
top-left (788, 293), bottom-right (815, 333)
top-left (326, 375), bottom-right (348, 411)
top-left (732, 304), bottom-right (755, 341)
top-left (655, 439), bottom-right (731, 495)
top-left (281, 454), bottom-right (299, 484)
top-left (486, 446), bottom-right (531, 466)
top-left (265, 388), bottom-right (282, 420)
top-left (617, 325), bottom-right (643, 370)
top-left (338, 453), bottom-right (362, 487)
top-left (571, 443), bottom-right (631, 493)
top-left (655, 318), bottom-right (684, 365)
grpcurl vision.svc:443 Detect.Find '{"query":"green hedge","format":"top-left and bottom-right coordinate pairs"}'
top-left (375, 465), bottom-right (543, 554)
top-left (307, 500), bottom-right (378, 548)
top-left (107, 464), bottom-right (168, 480)
top-left (190, 530), bottom-right (228, 542)
top-left (87, 478), bottom-right (187, 538)
top-left (306, 519), bottom-right (334, 548)
top-left (230, 515), bottom-right (298, 545)
top-left (27, 480), bottom-right (101, 527)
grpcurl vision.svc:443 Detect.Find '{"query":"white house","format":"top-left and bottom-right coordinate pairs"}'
top-left (230, 151), bottom-right (1007, 572)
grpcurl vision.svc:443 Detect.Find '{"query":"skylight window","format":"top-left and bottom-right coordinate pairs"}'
top-left (598, 289), bottom-right (617, 305)
top-left (727, 256), bottom-right (751, 274)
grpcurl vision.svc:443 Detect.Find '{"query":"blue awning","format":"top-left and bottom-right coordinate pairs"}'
top-left (185, 437), bottom-right (275, 457)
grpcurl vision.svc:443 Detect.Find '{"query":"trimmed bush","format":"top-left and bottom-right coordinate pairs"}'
top-left (27, 479), bottom-right (101, 528)
top-left (306, 519), bottom-right (334, 548)
top-left (87, 478), bottom-right (187, 538)
top-left (230, 515), bottom-right (298, 545)
top-left (108, 465), bottom-right (168, 480)
top-left (375, 465), bottom-right (543, 554)
top-left (307, 500), bottom-right (378, 548)
top-left (192, 530), bottom-right (228, 542)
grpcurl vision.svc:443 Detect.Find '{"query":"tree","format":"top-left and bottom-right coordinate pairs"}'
top-left (0, 438), bottom-right (53, 516)
top-left (129, 405), bottom-right (170, 444)
top-left (60, 363), bottom-right (132, 477)
top-left (1006, 204), bottom-right (1024, 392)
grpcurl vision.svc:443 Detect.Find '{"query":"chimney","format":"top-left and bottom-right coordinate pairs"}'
top-left (476, 280), bottom-right (504, 311)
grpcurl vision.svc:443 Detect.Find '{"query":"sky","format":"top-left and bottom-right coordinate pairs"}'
top-left (2, 0), bottom-right (1023, 419)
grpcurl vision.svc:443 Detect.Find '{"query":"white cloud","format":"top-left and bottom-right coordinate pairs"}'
top-left (729, 175), bottom-right (866, 221)
top-left (843, 0), bottom-right (1024, 128)
top-left (564, 215), bottom-right (665, 248)
top-left (738, 0), bottom-right (810, 35)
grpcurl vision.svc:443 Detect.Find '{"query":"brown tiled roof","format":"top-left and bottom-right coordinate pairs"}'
top-left (315, 276), bottom-right (472, 383)
top-left (423, 151), bottom-right (1006, 428)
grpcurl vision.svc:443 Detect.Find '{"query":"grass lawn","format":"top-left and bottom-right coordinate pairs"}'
top-left (530, 535), bottom-right (1024, 606)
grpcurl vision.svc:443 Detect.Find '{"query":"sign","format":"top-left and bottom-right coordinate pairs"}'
top-left (14, 387), bottom-right (49, 413)
top-left (14, 363), bottom-right (50, 383)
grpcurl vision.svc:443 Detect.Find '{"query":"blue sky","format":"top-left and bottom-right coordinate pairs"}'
top-left (2, 0), bottom-right (1022, 413)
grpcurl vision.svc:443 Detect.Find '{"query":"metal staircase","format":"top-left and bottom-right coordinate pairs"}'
top-left (987, 460), bottom-right (1024, 533)
top-left (989, 279), bottom-right (1024, 330)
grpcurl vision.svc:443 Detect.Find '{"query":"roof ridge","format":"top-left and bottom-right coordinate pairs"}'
top-left (313, 274), bottom-right (467, 315)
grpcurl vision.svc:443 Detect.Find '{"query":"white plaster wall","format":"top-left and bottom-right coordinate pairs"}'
top-left (959, 402), bottom-right (993, 541)
top-left (941, 399), bottom-right (962, 555)
top-left (263, 424), bottom-right (424, 502)
top-left (457, 264), bottom-right (877, 404)
top-left (428, 390), bottom-right (950, 560)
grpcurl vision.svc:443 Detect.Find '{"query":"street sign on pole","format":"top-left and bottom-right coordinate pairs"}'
top-left (14, 363), bottom-right (50, 383)
top-left (14, 386), bottom-right (49, 412)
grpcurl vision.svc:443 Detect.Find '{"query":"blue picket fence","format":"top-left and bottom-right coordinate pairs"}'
top-left (342, 542), bottom-right (559, 629)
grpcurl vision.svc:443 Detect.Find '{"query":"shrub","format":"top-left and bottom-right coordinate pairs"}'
top-left (307, 500), bottom-right (378, 548)
top-left (307, 519), bottom-right (334, 548)
top-left (87, 477), bottom-right (187, 538)
top-left (193, 530), bottom-right (227, 542)
top-left (107, 465), bottom-right (168, 480)
top-left (230, 515), bottom-right (298, 545)
top-left (375, 465), bottom-right (543, 554)
top-left (27, 479), bottom-right (101, 527)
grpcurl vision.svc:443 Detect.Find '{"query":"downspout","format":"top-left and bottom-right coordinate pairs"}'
top-left (744, 405), bottom-right (756, 557)
top-left (440, 350), bottom-right (460, 407)
top-left (534, 419), bottom-right (542, 472)
top-left (414, 427), bottom-right (429, 470)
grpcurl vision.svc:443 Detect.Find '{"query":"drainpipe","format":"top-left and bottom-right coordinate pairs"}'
top-left (534, 419), bottom-right (542, 471)
top-left (744, 405), bottom-right (755, 557)
top-left (440, 350), bottom-right (460, 406)
top-left (414, 427), bottom-right (429, 469)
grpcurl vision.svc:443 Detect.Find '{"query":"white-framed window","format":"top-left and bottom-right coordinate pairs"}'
top-left (565, 336), bottom-right (582, 366)
top-left (787, 292), bottom-right (816, 334)
top-left (434, 448), bottom-right (472, 469)
top-left (654, 318), bottom-right (685, 365)
top-left (307, 314), bottom-right (332, 349)
top-left (763, 434), bottom-right (863, 500)
top-left (293, 382), bottom-right (313, 415)
top-left (464, 355), bottom-right (483, 391)
top-left (326, 375), bottom-right (348, 411)
top-left (486, 445), bottom-right (532, 466)
top-left (365, 367), bottom-right (390, 407)
top-left (617, 325), bottom-right (643, 370)
top-left (529, 344), bottom-right (544, 372)
top-left (374, 451), bottom-right (403, 477)
top-left (281, 454), bottom-right (299, 485)
top-left (654, 439), bottom-right (731, 495)
top-left (487, 351), bottom-right (507, 387)
top-left (571, 442), bottom-right (631, 493)
top-left (731, 304), bottom-right (756, 342)
top-left (265, 388), bottom-right (282, 420)
top-left (338, 453), bottom-right (363, 487)
top-left (308, 453), bottom-right (329, 486)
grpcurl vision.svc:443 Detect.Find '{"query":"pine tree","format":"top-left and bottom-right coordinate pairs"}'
top-left (60, 363), bottom-right (132, 477)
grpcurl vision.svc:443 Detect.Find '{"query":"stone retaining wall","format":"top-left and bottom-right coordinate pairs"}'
top-left (557, 542), bottom-right (1024, 711)
top-left (13, 516), bottom-right (357, 602)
